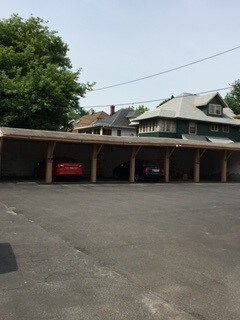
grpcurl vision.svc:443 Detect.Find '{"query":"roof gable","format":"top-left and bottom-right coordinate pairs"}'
top-left (194, 92), bottom-right (228, 108)
top-left (73, 111), bottom-right (108, 129)
top-left (90, 109), bottom-right (140, 128)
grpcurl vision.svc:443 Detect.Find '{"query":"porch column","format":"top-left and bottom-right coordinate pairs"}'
top-left (45, 141), bottom-right (56, 184)
top-left (91, 144), bottom-right (98, 183)
top-left (164, 147), bottom-right (170, 183)
top-left (0, 138), bottom-right (3, 179)
top-left (221, 150), bottom-right (228, 183)
top-left (194, 149), bottom-right (200, 183)
top-left (129, 147), bottom-right (136, 183)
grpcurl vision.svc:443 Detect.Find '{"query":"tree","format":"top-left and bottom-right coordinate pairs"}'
top-left (157, 95), bottom-right (174, 107)
top-left (225, 80), bottom-right (240, 115)
top-left (127, 105), bottom-right (149, 114)
top-left (67, 108), bottom-right (88, 121)
top-left (0, 14), bottom-right (93, 130)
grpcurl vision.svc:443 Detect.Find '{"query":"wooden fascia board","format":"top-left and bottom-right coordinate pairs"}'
top-left (2, 136), bottom-right (240, 152)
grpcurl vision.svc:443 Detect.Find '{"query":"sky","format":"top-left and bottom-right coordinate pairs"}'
top-left (1, 0), bottom-right (240, 113)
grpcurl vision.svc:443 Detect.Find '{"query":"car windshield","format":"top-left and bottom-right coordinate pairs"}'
top-left (38, 157), bottom-right (78, 165)
top-left (137, 161), bottom-right (157, 167)
top-left (53, 157), bottom-right (76, 163)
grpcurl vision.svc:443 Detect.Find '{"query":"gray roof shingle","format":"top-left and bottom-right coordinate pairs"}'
top-left (133, 92), bottom-right (240, 126)
top-left (91, 109), bottom-right (140, 128)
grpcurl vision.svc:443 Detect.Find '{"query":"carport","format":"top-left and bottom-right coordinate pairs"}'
top-left (0, 127), bottom-right (240, 183)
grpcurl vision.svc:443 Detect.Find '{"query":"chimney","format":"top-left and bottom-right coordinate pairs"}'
top-left (88, 108), bottom-right (94, 115)
top-left (110, 105), bottom-right (115, 116)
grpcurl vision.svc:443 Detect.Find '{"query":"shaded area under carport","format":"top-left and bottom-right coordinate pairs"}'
top-left (0, 126), bottom-right (240, 183)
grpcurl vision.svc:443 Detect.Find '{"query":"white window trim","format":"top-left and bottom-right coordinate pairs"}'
top-left (139, 119), bottom-right (159, 133)
top-left (189, 121), bottom-right (197, 135)
top-left (222, 125), bottom-right (229, 133)
top-left (139, 119), bottom-right (176, 133)
top-left (209, 104), bottom-right (222, 116)
top-left (159, 120), bottom-right (176, 133)
top-left (210, 123), bottom-right (219, 132)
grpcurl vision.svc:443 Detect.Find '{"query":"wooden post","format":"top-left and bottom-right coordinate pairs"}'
top-left (0, 138), bottom-right (3, 179)
top-left (221, 150), bottom-right (227, 183)
top-left (91, 144), bottom-right (98, 183)
top-left (45, 141), bottom-right (56, 184)
top-left (164, 147), bottom-right (170, 183)
top-left (194, 149), bottom-right (200, 183)
top-left (129, 147), bottom-right (136, 183)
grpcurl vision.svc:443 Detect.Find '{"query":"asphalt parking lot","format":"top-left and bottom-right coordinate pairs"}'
top-left (0, 181), bottom-right (240, 320)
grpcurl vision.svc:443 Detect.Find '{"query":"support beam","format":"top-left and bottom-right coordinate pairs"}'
top-left (129, 146), bottom-right (142, 183)
top-left (194, 149), bottom-right (201, 183)
top-left (91, 144), bottom-right (102, 183)
top-left (221, 150), bottom-right (228, 183)
top-left (45, 141), bottom-right (56, 184)
top-left (164, 147), bottom-right (170, 183)
top-left (0, 138), bottom-right (3, 179)
top-left (129, 147), bottom-right (137, 183)
top-left (133, 146), bottom-right (141, 158)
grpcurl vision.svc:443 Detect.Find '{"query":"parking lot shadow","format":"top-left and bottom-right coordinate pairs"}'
top-left (0, 243), bottom-right (18, 274)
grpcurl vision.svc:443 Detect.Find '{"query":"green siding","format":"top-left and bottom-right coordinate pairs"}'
top-left (199, 105), bottom-right (208, 115)
top-left (139, 132), bottom-right (178, 138)
top-left (197, 122), bottom-right (240, 141)
top-left (198, 96), bottom-right (224, 117)
top-left (176, 120), bottom-right (189, 137)
top-left (139, 119), bottom-right (240, 142)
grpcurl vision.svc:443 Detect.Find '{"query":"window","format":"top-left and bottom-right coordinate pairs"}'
top-left (222, 125), bottom-right (229, 133)
top-left (210, 123), bottom-right (219, 132)
top-left (159, 120), bottom-right (176, 133)
top-left (153, 119), bottom-right (158, 131)
top-left (189, 121), bottom-right (197, 134)
top-left (209, 104), bottom-right (222, 116)
top-left (102, 128), bottom-right (112, 135)
top-left (149, 121), bottom-right (152, 131)
top-left (139, 119), bottom-right (174, 133)
top-left (117, 129), bottom-right (121, 136)
top-left (93, 129), bottom-right (100, 135)
top-left (139, 119), bottom-right (158, 132)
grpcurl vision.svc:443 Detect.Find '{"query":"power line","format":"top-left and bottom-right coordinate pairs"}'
top-left (81, 86), bottom-right (232, 109)
top-left (92, 45), bottom-right (240, 91)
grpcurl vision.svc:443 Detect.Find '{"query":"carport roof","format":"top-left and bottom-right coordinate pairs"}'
top-left (1, 127), bottom-right (240, 152)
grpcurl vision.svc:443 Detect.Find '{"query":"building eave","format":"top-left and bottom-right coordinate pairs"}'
top-left (1, 127), bottom-right (240, 152)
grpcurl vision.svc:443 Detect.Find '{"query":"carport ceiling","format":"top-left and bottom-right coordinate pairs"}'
top-left (1, 127), bottom-right (240, 152)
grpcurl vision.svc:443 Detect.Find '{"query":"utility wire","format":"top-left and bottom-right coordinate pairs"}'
top-left (92, 45), bottom-right (240, 91)
top-left (81, 86), bottom-right (232, 108)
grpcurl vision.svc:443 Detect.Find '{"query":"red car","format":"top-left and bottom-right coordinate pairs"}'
top-left (34, 157), bottom-right (83, 179)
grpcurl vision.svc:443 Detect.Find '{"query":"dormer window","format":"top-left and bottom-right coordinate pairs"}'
top-left (209, 104), bottom-right (222, 116)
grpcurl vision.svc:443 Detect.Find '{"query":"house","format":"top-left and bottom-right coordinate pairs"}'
top-left (133, 92), bottom-right (240, 142)
top-left (72, 109), bottom-right (109, 132)
top-left (73, 106), bottom-right (139, 137)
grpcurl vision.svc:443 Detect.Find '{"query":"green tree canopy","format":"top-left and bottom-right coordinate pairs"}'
top-left (0, 14), bottom-right (93, 130)
top-left (157, 95), bottom-right (174, 107)
top-left (127, 105), bottom-right (149, 114)
top-left (225, 80), bottom-right (240, 115)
